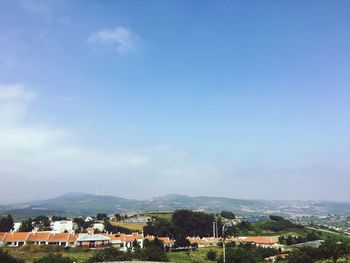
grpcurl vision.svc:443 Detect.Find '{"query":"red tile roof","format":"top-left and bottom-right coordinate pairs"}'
top-left (27, 232), bottom-right (50, 241)
top-left (4, 232), bottom-right (30, 242)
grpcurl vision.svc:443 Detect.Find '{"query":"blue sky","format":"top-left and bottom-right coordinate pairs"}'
top-left (0, 0), bottom-right (349, 202)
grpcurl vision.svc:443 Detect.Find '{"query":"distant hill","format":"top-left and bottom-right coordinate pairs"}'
top-left (1, 192), bottom-right (350, 219)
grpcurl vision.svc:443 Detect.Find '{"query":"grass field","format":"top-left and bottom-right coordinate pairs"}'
top-left (109, 220), bottom-right (144, 231)
top-left (3, 245), bottom-right (93, 263)
top-left (146, 212), bottom-right (173, 221)
top-left (168, 247), bottom-right (222, 263)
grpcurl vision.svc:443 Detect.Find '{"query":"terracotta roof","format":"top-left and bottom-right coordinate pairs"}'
top-left (103, 233), bottom-right (143, 242)
top-left (187, 236), bottom-right (220, 244)
top-left (158, 237), bottom-right (174, 245)
top-left (48, 233), bottom-right (70, 242)
top-left (68, 234), bottom-right (78, 242)
top-left (4, 232), bottom-right (30, 242)
top-left (27, 232), bottom-right (50, 241)
top-left (233, 236), bottom-right (279, 244)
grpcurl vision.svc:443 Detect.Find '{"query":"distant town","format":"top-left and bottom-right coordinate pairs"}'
top-left (1, 207), bottom-right (350, 262)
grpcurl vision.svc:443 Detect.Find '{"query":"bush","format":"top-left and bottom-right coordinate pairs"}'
top-left (217, 248), bottom-right (257, 263)
top-left (207, 249), bottom-right (217, 261)
top-left (32, 253), bottom-right (73, 263)
top-left (0, 249), bottom-right (24, 263)
top-left (86, 247), bottom-right (132, 262)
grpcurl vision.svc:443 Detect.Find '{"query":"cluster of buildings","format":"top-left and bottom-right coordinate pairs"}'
top-left (0, 229), bottom-right (280, 251)
top-left (0, 231), bottom-right (145, 251)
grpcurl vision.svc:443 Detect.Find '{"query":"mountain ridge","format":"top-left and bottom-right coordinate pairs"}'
top-left (1, 192), bottom-right (350, 218)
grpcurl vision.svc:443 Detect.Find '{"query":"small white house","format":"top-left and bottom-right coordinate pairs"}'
top-left (12, 222), bottom-right (22, 232)
top-left (51, 220), bottom-right (73, 233)
top-left (85, 216), bottom-right (93, 222)
top-left (93, 223), bottom-right (105, 232)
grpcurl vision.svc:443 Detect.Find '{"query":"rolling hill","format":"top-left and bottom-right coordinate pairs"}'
top-left (1, 192), bottom-right (350, 219)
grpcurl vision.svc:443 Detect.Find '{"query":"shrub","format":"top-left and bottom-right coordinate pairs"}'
top-left (0, 249), bottom-right (24, 263)
top-left (207, 249), bottom-right (217, 261)
top-left (86, 247), bottom-right (132, 262)
top-left (32, 253), bottom-right (73, 263)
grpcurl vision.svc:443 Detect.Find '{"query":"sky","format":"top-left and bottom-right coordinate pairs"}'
top-left (0, 0), bottom-right (350, 203)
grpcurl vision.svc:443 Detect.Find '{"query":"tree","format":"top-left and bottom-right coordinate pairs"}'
top-left (220, 211), bottom-right (236, 219)
top-left (96, 213), bottom-right (108, 221)
top-left (320, 238), bottom-right (348, 263)
top-left (0, 215), bottom-right (14, 232)
top-left (133, 239), bottom-right (140, 248)
top-left (172, 210), bottom-right (214, 237)
top-left (114, 213), bottom-right (122, 221)
top-left (33, 216), bottom-right (51, 230)
top-left (138, 238), bottom-right (168, 262)
top-left (19, 218), bottom-right (33, 232)
top-left (86, 247), bottom-right (132, 262)
top-left (174, 235), bottom-right (191, 248)
top-left (207, 250), bottom-right (217, 261)
top-left (0, 249), bottom-right (24, 263)
top-left (217, 248), bottom-right (257, 263)
top-left (33, 254), bottom-right (73, 263)
top-left (51, 216), bottom-right (67, 221)
top-left (287, 250), bottom-right (313, 263)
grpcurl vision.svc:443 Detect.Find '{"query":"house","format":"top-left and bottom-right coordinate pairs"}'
top-left (0, 232), bottom-right (8, 247)
top-left (11, 223), bottom-right (22, 232)
top-left (84, 216), bottom-right (93, 222)
top-left (4, 232), bottom-right (31, 247)
top-left (51, 220), bottom-right (73, 233)
top-left (47, 232), bottom-right (77, 247)
top-left (104, 232), bottom-right (144, 251)
top-left (231, 236), bottom-right (280, 248)
top-left (187, 236), bottom-right (220, 247)
top-left (92, 223), bottom-right (105, 232)
top-left (76, 233), bottom-right (111, 248)
top-left (27, 232), bottom-right (50, 245)
top-left (145, 235), bottom-right (175, 249)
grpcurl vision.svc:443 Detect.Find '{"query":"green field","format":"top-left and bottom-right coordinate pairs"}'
top-left (109, 220), bottom-right (144, 231)
top-left (168, 247), bottom-right (222, 263)
top-left (3, 245), bottom-right (93, 263)
top-left (146, 212), bottom-right (173, 221)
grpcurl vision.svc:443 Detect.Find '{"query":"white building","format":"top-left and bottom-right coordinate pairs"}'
top-left (93, 223), bottom-right (105, 232)
top-left (12, 222), bottom-right (22, 232)
top-left (51, 220), bottom-right (73, 233)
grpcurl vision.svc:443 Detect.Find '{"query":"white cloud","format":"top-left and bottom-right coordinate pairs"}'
top-left (88, 27), bottom-right (138, 53)
top-left (0, 83), bottom-right (35, 102)
top-left (0, 83), bottom-right (213, 202)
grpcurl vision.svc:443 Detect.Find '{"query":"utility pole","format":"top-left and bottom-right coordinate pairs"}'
top-left (222, 222), bottom-right (232, 263)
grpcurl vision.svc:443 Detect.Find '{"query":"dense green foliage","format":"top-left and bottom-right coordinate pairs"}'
top-left (51, 216), bottom-right (68, 221)
top-left (261, 215), bottom-right (303, 232)
top-left (207, 249), bottom-right (217, 261)
top-left (220, 211), bottom-right (236, 219)
top-left (0, 249), bottom-right (24, 263)
top-left (287, 237), bottom-right (350, 263)
top-left (19, 218), bottom-right (33, 232)
top-left (0, 215), bottom-right (14, 232)
top-left (86, 247), bottom-right (132, 262)
top-left (33, 216), bottom-right (51, 231)
top-left (86, 238), bottom-right (168, 262)
top-left (32, 253), bottom-right (74, 263)
top-left (144, 209), bottom-right (215, 239)
top-left (96, 213), bottom-right (108, 221)
top-left (279, 231), bottom-right (321, 245)
top-left (137, 238), bottom-right (168, 261)
top-left (216, 243), bottom-right (280, 263)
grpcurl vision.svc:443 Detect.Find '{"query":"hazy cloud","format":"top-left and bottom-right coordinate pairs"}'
top-left (0, 83), bottom-right (213, 202)
top-left (88, 27), bottom-right (138, 53)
